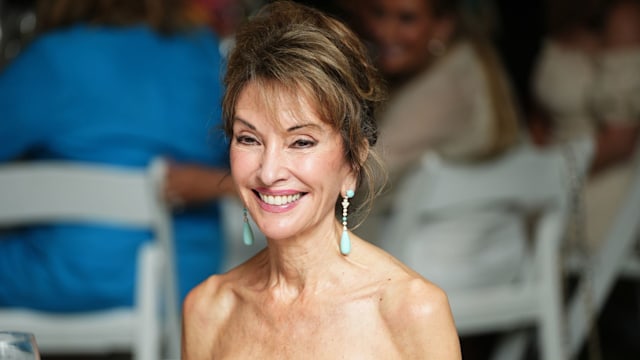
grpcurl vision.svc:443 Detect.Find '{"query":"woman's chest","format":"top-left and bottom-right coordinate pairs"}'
top-left (214, 301), bottom-right (401, 359)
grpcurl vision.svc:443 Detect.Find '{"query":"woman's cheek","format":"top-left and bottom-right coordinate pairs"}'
top-left (230, 148), bottom-right (254, 180)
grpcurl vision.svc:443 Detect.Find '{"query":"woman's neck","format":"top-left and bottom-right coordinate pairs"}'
top-left (261, 220), bottom-right (347, 300)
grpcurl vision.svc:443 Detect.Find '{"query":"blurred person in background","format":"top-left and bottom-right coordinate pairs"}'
top-left (532, 0), bottom-right (640, 249)
top-left (354, 0), bottom-right (524, 284)
top-left (532, 3), bottom-right (640, 355)
top-left (360, 0), bottom-right (521, 186)
top-left (0, 0), bottom-right (38, 68)
top-left (0, 0), bottom-right (233, 311)
top-left (187, 0), bottom-right (264, 56)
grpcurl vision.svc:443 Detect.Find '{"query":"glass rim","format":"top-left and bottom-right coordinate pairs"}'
top-left (0, 331), bottom-right (36, 338)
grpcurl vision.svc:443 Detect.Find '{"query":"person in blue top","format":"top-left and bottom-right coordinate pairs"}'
top-left (0, 0), bottom-right (235, 311)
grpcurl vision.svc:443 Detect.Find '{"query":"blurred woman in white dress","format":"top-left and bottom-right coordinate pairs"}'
top-left (354, 0), bottom-right (525, 293)
top-left (533, 0), bottom-right (640, 248)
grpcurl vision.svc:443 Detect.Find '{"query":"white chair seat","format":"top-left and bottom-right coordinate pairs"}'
top-left (3, 309), bottom-right (135, 353)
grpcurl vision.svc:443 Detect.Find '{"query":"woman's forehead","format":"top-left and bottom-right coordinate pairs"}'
top-left (236, 81), bottom-right (329, 128)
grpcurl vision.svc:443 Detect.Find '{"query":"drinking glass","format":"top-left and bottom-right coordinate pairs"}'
top-left (0, 332), bottom-right (40, 360)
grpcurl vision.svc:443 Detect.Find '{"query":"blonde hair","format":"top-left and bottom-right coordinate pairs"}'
top-left (435, 0), bottom-right (522, 159)
top-left (222, 1), bottom-right (387, 226)
top-left (465, 38), bottom-right (522, 160)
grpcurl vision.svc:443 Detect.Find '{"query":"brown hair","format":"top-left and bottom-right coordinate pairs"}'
top-left (35, 0), bottom-right (192, 34)
top-left (222, 0), bottom-right (387, 226)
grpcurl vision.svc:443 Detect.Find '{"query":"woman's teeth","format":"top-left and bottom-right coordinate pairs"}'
top-left (259, 193), bottom-right (301, 206)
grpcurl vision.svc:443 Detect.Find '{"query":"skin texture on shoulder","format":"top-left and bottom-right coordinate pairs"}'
top-left (181, 273), bottom-right (234, 359)
top-left (379, 275), bottom-right (462, 359)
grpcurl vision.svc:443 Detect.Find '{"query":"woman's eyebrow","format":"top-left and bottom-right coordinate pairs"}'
top-left (234, 118), bottom-right (324, 133)
top-left (233, 117), bottom-right (256, 130)
top-left (287, 123), bottom-right (322, 132)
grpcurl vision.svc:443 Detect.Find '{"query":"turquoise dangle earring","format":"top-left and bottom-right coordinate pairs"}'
top-left (340, 189), bottom-right (355, 255)
top-left (243, 208), bottom-right (255, 246)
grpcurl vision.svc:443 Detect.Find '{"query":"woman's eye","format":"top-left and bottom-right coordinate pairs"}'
top-left (235, 135), bottom-right (259, 145)
top-left (292, 139), bottom-right (316, 148)
top-left (399, 12), bottom-right (417, 25)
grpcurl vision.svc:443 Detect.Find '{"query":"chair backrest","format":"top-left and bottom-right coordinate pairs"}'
top-left (0, 159), bottom-right (180, 359)
top-left (388, 138), bottom-right (593, 254)
top-left (0, 161), bottom-right (164, 227)
top-left (383, 137), bottom-right (594, 360)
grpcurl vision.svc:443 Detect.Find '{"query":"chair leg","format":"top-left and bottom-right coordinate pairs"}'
top-left (135, 243), bottom-right (161, 360)
top-left (490, 330), bottom-right (531, 360)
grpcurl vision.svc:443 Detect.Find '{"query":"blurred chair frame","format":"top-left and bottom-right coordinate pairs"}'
top-left (383, 138), bottom-right (594, 360)
top-left (0, 159), bottom-right (181, 360)
top-left (565, 142), bottom-right (640, 357)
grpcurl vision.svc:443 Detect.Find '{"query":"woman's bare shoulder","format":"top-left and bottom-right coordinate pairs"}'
top-left (358, 241), bottom-right (454, 323)
top-left (184, 250), bottom-right (267, 313)
top-left (183, 257), bottom-right (260, 315)
top-left (182, 258), bottom-right (267, 358)
top-left (377, 273), bottom-right (462, 359)
top-left (184, 273), bottom-right (230, 310)
top-left (181, 273), bottom-right (236, 359)
top-left (182, 272), bottom-right (237, 336)
top-left (379, 274), bottom-right (450, 323)
top-left (182, 252), bottom-right (268, 359)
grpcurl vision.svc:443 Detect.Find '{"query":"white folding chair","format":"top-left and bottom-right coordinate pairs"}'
top-left (566, 145), bottom-right (640, 357)
top-left (0, 159), bottom-right (181, 360)
top-left (381, 138), bottom-right (594, 360)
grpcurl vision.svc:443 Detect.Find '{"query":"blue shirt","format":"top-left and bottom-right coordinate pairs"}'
top-left (0, 24), bottom-right (228, 311)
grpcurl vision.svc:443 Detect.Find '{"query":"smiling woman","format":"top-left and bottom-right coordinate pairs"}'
top-left (359, 0), bottom-right (521, 180)
top-left (230, 83), bottom-right (356, 240)
top-left (180, 1), bottom-right (462, 359)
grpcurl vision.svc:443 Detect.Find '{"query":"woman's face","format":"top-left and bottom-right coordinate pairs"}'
top-left (364, 0), bottom-right (441, 77)
top-left (230, 82), bottom-right (356, 242)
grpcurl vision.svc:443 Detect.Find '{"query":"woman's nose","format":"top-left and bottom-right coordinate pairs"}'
top-left (258, 146), bottom-right (287, 185)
